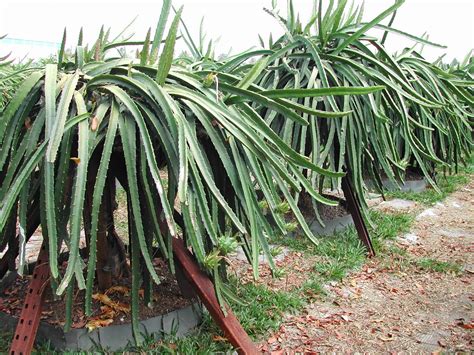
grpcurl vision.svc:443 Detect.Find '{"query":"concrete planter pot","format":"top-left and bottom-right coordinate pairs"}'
top-left (0, 302), bottom-right (203, 351)
top-left (365, 177), bottom-right (428, 193)
top-left (308, 213), bottom-right (354, 237)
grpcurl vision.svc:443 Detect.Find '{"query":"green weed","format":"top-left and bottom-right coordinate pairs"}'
top-left (416, 258), bottom-right (462, 274)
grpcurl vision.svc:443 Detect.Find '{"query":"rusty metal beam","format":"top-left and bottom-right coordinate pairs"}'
top-left (172, 238), bottom-right (258, 354)
top-left (10, 242), bottom-right (49, 355)
top-left (341, 174), bottom-right (376, 257)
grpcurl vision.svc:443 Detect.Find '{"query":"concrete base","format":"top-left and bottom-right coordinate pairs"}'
top-left (309, 214), bottom-right (354, 237)
top-left (365, 178), bottom-right (428, 193)
top-left (0, 302), bottom-right (202, 351)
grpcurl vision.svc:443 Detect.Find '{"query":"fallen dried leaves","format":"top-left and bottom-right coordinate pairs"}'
top-left (456, 319), bottom-right (474, 330)
top-left (105, 285), bottom-right (130, 296)
top-left (84, 292), bottom-right (132, 331)
top-left (92, 293), bottom-right (130, 313)
top-left (86, 318), bottom-right (113, 331)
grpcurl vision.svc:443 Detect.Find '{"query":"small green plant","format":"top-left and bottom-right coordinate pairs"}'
top-left (258, 199), bottom-right (269, 214)
top-left (416, 258), bottom-right (462, 274)
top-left (314, 260), bottom-right (349, 281)
top-left (284, 221), bottom-right (299, 233)
top-left (270, 245), bottom-right (284, 257)
top-left (203, 249), bottom-right (223, 271)
top-left (298, 279), bottom-right (326, 300)
top-left (217, 234), bottom-right (239, 255)
top-left (275, 201), bottom-right (290, 214)
top-left (273, 267), bottom-right (287, 279)
top-left (0, 332), bottom-right (12, 353)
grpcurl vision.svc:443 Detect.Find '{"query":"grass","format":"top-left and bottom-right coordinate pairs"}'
top-left (369, 211), bottom-right (415, 254)
top-left (0, 332), bottom-right (11, 353)
top-left (311, 229), bottom-right (366, 281)
top-left (314, 260), bottom-right (352, 281)
top-left (269, 232), bottom-right (314, 253)
top-left (229, 280), bottom-right (304, 337)
top-left (298, 279), bottom-right (326, 301)
top-left (415, 258), bottom-right (462, 274)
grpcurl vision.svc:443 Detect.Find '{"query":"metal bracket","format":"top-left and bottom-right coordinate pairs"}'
top-left (10, 242), bottom-right (49, 355)
top-left (172, 238), bottom-right (258, 354)
top-left (341, 174), bottom-right (376, 257)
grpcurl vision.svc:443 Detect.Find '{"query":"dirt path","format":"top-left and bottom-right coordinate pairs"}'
top-left (263, 179), bottom-right (473, 353)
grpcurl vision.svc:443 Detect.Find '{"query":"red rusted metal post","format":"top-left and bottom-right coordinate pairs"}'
top-left (10, 242), bottom-right (49, 355)
top-left (341, 174), bottom-right (376, 257)
top-left (172, 237), bottom-right (258, 354)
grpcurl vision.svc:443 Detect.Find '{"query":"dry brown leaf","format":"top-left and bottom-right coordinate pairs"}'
top-left (24, 117), bottom-right (32, 129)
top-left (90, 116), bottom-right (99, 131)
top-left (457, 321), bottom-right (474, 329)
top-left (110, 301), bottom-right (130, 313)
top-left (267, 336), bottom-right (278, 344)
top-left (105, 285), bottom-right (130, 296)
top-left (93, 293), bottom-right (130, 313)
top-left (212, 335), bottom-right (228, 342)
top-left (71, 318), bottom-right (87, 329)
top-left (86, 318), bottom-right (113, 331)
top-left (93, 293), bottom-right (113, 304)
top-left (100, 305), bottom-right (117, 319)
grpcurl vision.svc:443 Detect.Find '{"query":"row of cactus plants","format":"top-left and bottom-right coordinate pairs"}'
top-left (0, 0), bottom-right (472, 345)
top-left (180, 0), bottom-right (473, 219)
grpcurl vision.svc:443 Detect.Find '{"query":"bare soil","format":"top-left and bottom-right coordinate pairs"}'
top-left (261, 179), bottom-right (474, 353)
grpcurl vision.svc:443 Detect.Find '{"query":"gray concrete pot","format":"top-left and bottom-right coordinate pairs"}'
top-left (308, 213), bottom-right (354, 237)
top-left (365, 177), bottom-right (428, 193)
top-left (0, 302), bottom-right (202, 351)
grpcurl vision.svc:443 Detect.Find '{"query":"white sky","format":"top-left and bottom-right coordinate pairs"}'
top-left (1, 0), bottom-right (473, 62)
